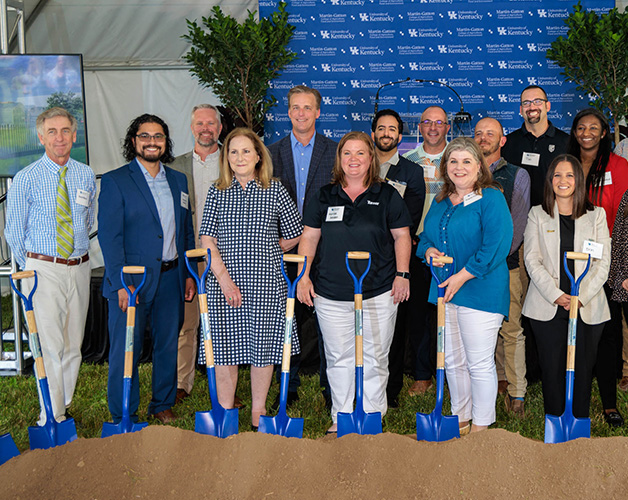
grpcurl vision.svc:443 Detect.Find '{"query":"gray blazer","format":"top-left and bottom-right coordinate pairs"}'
top-left (168, 152), bottom-right (196, 232)
top-left (522, 203), bottom-right (611, 325)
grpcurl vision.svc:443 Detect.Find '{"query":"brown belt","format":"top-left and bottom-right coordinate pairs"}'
top-left (161, 258), bottom-right (178, 272)
top-left (26, 252), bottom-right (89, 266)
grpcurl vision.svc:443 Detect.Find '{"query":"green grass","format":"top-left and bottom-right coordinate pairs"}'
top-left (2, 363), bottom-right (627, 451)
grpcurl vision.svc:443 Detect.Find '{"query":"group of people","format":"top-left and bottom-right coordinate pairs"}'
top-left (6, 82), bottom-right (628, 437)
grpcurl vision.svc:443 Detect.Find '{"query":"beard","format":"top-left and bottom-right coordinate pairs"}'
top-left (374, 135), bottom-right (400, 153)
top-left (196, 132), bottom-right (217, 149)
top-left (136, 146), bottom-right (163, 163)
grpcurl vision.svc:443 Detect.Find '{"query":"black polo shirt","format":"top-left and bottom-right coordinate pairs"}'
top-left (303, 182), bottom-right (412, 302)
top-left (502, 121), bottom-right (569, 207)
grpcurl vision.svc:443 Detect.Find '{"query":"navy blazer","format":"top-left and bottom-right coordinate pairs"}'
top-left (385, 155), bottom-right (426, 238)
top-left (268, 132), bottom-right (337, 212)
top-left (98, 159), bottom-right (196, 302)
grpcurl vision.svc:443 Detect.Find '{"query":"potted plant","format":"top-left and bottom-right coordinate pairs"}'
top-left (547, 2), bottom-right (628, 144)
top-left (183, 1), bottom-right (297, 135)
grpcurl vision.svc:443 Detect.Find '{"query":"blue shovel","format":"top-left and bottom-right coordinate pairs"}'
top-left (10, 270), bottom-right (77, 450)
top-left (545, 251), bottom-right (592, 444)
top-left (259, 254), bottom-right (307, 438)
top-left (101, 266), bottom-right (149, 437)
top-left (417, 255), bottom-right (460, 442)
top-left (0, 432), bottom-right (19, 465)
top-left (338, 251), bottom-right (383, 437)
top-left (185, 248), bottom-right (239, 438)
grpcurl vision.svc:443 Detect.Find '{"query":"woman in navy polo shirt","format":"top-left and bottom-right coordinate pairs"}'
top-left (417, 137), bottom-right (512, 435)
top-left (297, 131), bottom-right (412, 434)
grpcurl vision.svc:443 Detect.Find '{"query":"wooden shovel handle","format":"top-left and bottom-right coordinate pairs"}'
top-left (565, 252), bottom-right (590, 261)
top-left (347, 251), bottom-right (370, 260)
top-left (11, 270), bottom-right (35, 280)
top-left (186, 248), bottom-right (209, 258)
top-left (122, 266), bottom-right (145, 274)
top-left (431, 256), bottom-right (453, 265)
top-left (283, 254), bottom-right (305, 264)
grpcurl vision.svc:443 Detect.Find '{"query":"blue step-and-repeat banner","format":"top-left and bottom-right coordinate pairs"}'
top-left (261, 0), bottom-right (614, 150)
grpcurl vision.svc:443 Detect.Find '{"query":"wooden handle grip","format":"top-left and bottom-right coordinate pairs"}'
top-left (122, 266), bottom-right (145, 274)
top-left (566, 252), bottom-right (590, 261)
top-left (11, 270), bottom-right (35, 280)
top-left (347, 251), bottom-right (370, 260)
top-left (186, 248), bottom-right (209, 258)
top-left (283, 254), bottom-right (306, 263)
top-left (431, 256), bottom-right (453, 264)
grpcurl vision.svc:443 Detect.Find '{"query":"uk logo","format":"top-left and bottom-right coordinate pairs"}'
top-left (351, 80), bottom-right (360, 88)
top-left (497, 27), bottom-right (507, 35)
top-left (498, 94), bottom-right (508, 103)
top-left (359, 13), bottom-right (369, 21)
top-left (409, 62), bottom-right (419, 71)
top-left (497, 60), bottom-right (508, 69)
top-left (265, 113), bottom-right (275, 121)
top-left (331, 0), bottom-right (340, 5)
top-left (323, 129), bottom-right (333, 138)
top-left (351, 113), bottom-right (362, 121)
top-left (322, 64), bottom-right (331, 72)
top-left (323, 97), bottom-right (332, 105)
top-left (527, 77), bottom-right (538, 85)
top-left (527, 43), bottom-right (537, 52)
top-left (321, 30), bottom-right (330, 39)
top-left (350, 46), bottom-right (360, 55)
top-left (410, 95), bottom-right (420, 104)
top-left (538, 9), bottom-right (547, 17)
top-left (438, 45), bottom-right (448, 54)
top-left (448, 11), bottom-right (457, 20)
top-left (408, 29), bottom-right (418, 37)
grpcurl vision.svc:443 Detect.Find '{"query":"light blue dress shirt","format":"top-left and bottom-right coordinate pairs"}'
top-left (290, 131), bottom-right (315, 214)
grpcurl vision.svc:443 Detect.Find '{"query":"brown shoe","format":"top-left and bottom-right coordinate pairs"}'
top-left (619, 376), bottom-right (628, 392)
top-left (175, 388), bottom-right (189, 406)
top-left (151, 409), bottom-right (177, 424)
top-left (505, 395), bottom-right (525, 417)
top-left (233, 395), bottom-right (245, 409)
top-left (408, 379), bottom-right (433, 396)
top-left (497, 380), bottom-right (508, 395)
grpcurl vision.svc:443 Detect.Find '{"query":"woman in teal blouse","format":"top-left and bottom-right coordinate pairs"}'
top-left (417, 137), bottom-right (513, 434)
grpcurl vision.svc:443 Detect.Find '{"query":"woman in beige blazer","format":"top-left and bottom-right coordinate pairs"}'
top-left (523, 154), bottom-right (610, 419)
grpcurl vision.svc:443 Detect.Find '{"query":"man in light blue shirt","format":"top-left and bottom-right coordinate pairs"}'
top-left (5, 107), bottom-right (96, 425)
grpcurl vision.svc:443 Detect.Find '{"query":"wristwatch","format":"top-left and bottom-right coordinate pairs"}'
top-left (396, 271), bottom-right (411, 279)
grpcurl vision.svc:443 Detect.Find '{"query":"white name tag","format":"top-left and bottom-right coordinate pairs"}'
top-left (604, 171), bottom-right (613, 186)
top-left (387, 179), bottom-right (407, 198)
top-left (326, 206), bottom-right (344, 222)
top-left (521, 152), bottom-right (540, 167)
top-left (582, 239), bottom-right (603, 260)
top-left (463, 191), bottom-right (482, 206)
top-left (181, 192), bottom-right (189, 209)
top-left (75, 189), bottom-right (90, 207)
top-left (424, 165), bottom-right (436, 179)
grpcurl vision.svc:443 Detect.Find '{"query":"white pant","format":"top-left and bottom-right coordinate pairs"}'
top-left (23, 257), bottom-right (91, 425)
top-left (314, 292), bottom-right (398, 423)
top-left (444, 303), bottom-right (503, 426)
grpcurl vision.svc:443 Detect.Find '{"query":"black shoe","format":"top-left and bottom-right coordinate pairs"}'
top-left (604, 410), bottom-right (624, 428)
top-left (387, 396), bottom-right (400, 409)
top-left (271, 391), bottom-right (299, 411)
top-left (251, 425), bottom-right (258, 432)
top-left (323, 392), bottom-right (332, 411)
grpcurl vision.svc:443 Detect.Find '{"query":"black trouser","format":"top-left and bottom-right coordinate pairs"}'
top-left (594, 285), bottom-right (625, 410)
top-left (530, 308), bottom-right (603, 419)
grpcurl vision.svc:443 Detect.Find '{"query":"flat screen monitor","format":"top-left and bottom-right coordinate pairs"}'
top-left (0, 54), bottom-right (88, 177)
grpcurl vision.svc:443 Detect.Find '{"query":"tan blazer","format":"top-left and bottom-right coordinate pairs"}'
top-left (522, 203), bottom-right (610, 325)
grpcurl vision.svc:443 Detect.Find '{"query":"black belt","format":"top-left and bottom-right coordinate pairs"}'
top-left (161, 258), bottom-right (178, 272)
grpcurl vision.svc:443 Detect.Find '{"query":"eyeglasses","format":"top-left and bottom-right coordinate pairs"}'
top-left (420, 119), bottom-right (447, 127)
top-left (136, 133), bottom-right (166, 142)
top-left (521, 98), bottom-right (548, 108)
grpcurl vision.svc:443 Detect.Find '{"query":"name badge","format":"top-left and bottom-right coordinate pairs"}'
top-left (387, 179), bottom-right (407, 198)
top-left (521, 152), bottom-right (540, 167)
top-left (604, 171), bottom-right (613, 186)
top-left (463, 191), bottom-right (482, 206)
top-left (582, 239), bottom-right (603, 260)
top-left (326, 206), bottom-right (344, 222)
top-left (181, 192), bottom-right (189, 209)
top-left (75, 189), bottom-right (90, 207)
top-left (424, 165), bottom-right (437, 179)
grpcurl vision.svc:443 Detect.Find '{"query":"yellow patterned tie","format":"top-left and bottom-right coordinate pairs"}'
top-left (56, 166), bottom-right (74, 259)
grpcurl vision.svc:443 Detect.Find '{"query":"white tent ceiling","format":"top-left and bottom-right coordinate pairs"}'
top-left (3, 0), bottom-right (257, 173)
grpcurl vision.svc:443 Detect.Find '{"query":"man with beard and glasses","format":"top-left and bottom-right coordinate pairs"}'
top-left (169, 104), bottom-right (223, 405)
top-left (475, 117), bottom-right (530, 416)
top-left (371, 109), bottom-right (426, 407)
top-left (502, 86), bottom-right (568, 206)
top-left (99, 114), bottom-right (196, 425)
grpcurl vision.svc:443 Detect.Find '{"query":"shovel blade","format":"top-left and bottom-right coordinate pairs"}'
top-left (416, 412), bottom-right (460, 442)
top-left (544, 413), bottom-right (590, 444)
top-left (0, 433), bottom-right (20, 465)
top-left (195, 407), bottom-right (239, 438)
top-left (28, 417), bottom-right (77, 450)
top-left (337, 409), bottom-right (382, 437)
top-left (101, 420), bottom-right (148, 438)
top-left (258, 412), bottom-right (304, 438)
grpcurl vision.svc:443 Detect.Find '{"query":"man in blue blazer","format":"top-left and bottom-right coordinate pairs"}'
top-left (99, 114), bottom-right (196, 425)
top-left (268, 85), bottom-right (337, 407)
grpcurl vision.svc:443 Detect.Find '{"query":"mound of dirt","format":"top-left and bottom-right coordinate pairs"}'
top-left (2, 427), bottom-right (627, 499)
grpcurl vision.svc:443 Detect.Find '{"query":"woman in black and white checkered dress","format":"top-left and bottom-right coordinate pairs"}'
top-left (199, 128), bottom-right (303, 428)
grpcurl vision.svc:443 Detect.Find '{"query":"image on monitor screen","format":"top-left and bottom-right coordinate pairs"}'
top-left (0, 54), bottom-right (88, 177)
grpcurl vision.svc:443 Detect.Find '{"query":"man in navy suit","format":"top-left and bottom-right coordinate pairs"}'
top-left (268, 85), bottom-right (337, 407)
top-left (99, 114), bottom-right (196, 425)
top-left (371, 109), bottom-right (426, 408)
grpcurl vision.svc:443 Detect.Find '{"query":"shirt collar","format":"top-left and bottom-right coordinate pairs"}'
top-left (521, 121), bottom-right (558, 139)
top-left (489, 157), bottom-right (507, 173)
top-left (135, 158), bottom-right (165, 179)
top-left (290, 131), bottom-right (316, 149)
top-left (41, 153), bottom-right (73, 173)
top-left (192, 148), bottom-right (220, 163)
top-left (380, 151), bottom-right (400, 169)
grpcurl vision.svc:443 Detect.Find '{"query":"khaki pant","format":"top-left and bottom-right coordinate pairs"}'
top-left (495, 267), bottom-right (527, 398)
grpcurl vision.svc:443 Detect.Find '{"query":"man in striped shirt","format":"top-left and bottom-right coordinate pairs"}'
top-left (5, 107), bottom-right (96, 425)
